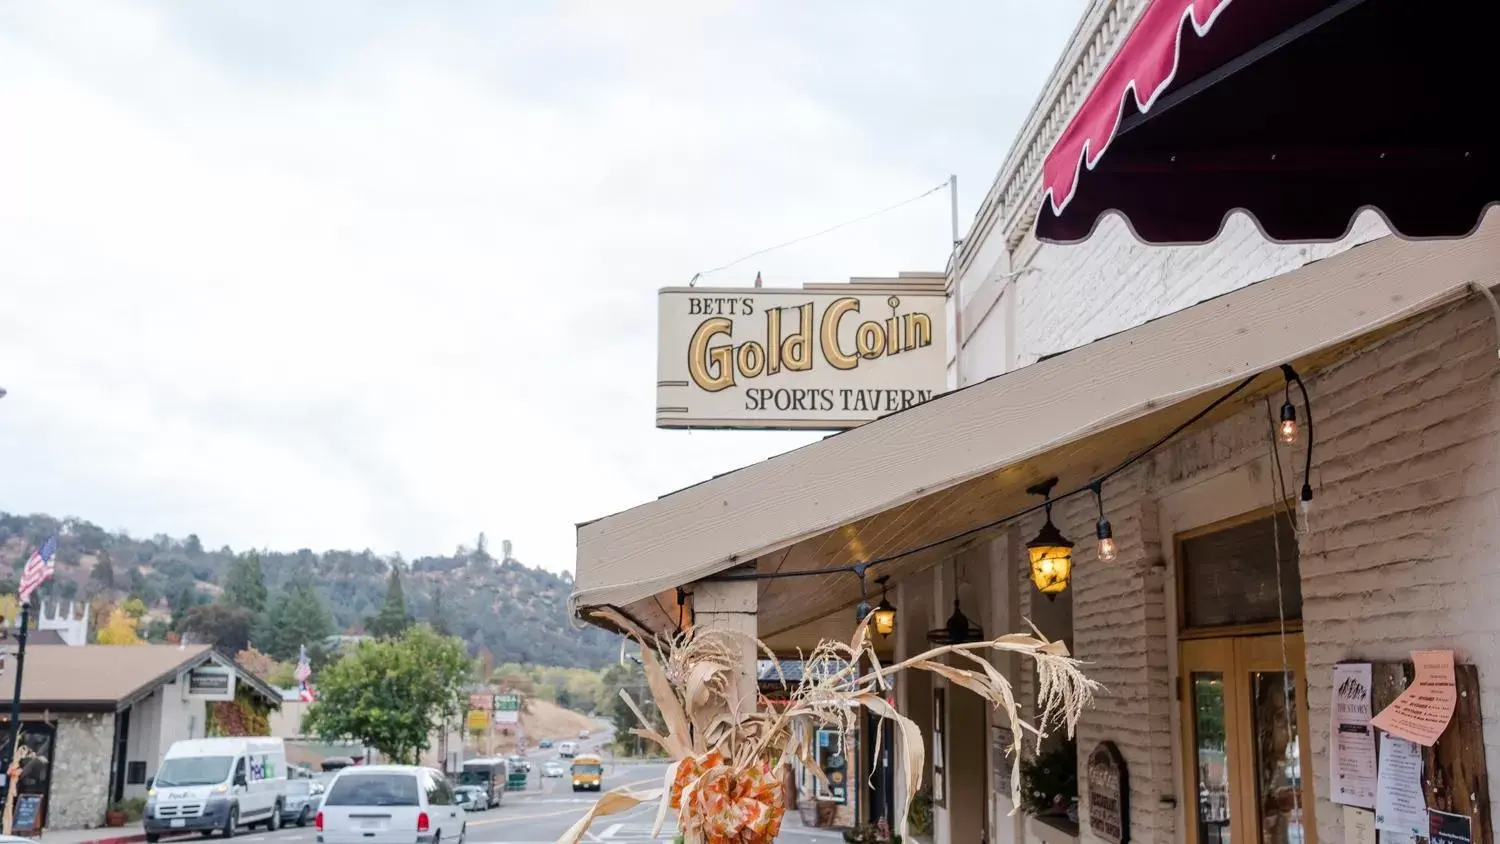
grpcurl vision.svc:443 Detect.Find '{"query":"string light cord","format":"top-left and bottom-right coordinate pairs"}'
top-left (704, 371), bottom-right (1261, 583)
top-left (1264, 398), bottom-right (1305, 844)
top-left (687, 181), bottom-right (950, 287)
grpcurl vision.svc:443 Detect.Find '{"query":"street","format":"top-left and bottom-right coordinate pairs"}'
top-left (195, 757), bottom-right (836, 844)
top-left (194, 736), bottom-right (841, 844)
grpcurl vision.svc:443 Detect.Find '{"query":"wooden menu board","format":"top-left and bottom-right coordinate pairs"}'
top-left (1371, 662), bottom-right (1490, 844)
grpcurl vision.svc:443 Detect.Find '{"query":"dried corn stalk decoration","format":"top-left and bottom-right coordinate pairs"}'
top-left (558, 608), bottom-right (1099, 844)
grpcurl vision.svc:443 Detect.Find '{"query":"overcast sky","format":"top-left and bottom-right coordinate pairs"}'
top-left (0, 1), bottom-right (1088, 572)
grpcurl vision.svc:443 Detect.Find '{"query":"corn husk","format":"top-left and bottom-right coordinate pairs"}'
top-left (558, 608), bottom-right (1099, 844)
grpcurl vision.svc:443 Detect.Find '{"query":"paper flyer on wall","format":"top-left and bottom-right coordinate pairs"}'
top-left (1370, 650), bottom-right (1457, 747)
top-left (1374, 735), bottom-right (1427, 837)
top-left (1344, 806), bottom-right (1376, 844)
top-left (1332, 662), bottom-right (1377, 808)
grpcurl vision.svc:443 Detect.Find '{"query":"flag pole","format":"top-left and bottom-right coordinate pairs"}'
top-left (4, 600), bottom-right (31, 835)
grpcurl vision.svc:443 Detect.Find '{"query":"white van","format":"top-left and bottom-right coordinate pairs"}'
top-left (145, 737), bottom-right (288, 842)
top-left (557, 741), bottom-right (578, 758)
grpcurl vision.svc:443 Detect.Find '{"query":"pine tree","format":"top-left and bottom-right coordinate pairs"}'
top-left (266, 577), bottom-right (336, 661)
top-left (90, 553), bottom-right (115, 591)
top-left (366, 567), bottom-right (412, 639)
top-left (222, 551), bottom-right (268, 616)
top-left (429, 583), bottom-right (452, 637)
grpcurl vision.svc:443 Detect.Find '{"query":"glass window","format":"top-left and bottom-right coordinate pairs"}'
top-left (1250, 672), bottom-right (1304, 844)
top-left (323, 773), bottom-right (421, 807)
top-left (1180, 513), bottom-right (1301, 629)
top-left (1192, 673), bottom-right (1231, 844)
top-left (156, 756), bottom-right (235, 787)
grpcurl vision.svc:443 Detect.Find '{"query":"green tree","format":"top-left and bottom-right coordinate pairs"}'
top-left (366, 568), bottom-right (411, 639)
top-left (121, 597), bottom-right (148, 619)
top-left (180, 604), bottom-right (255, 652)
top-left (90, 554), bottom-right (115, 591)
top-left (222, 552), bottom-right (268, 616)
top-left (428, 584), bottom-right (451, 637)
top-left (263, 578), bottom-right (336, 662)
top-left (301, 625), bottom-right (471, 764)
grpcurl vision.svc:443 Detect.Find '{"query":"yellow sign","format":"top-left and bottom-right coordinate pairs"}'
top-left (466, 710), bottom-right (490, 731)
top-left (657, 281), bottom-right (948, 430)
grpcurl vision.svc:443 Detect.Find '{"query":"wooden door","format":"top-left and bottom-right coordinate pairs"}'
top-left (1180, 634), bottom-right (1316, 844)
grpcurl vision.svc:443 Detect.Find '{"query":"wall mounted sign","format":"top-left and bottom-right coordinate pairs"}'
top-left (186, 666), bottom-right (236, 701)
top-left (1087, 741), bottom-right (1129, 844)
top-left (656, 281), bottom-right (948, 430)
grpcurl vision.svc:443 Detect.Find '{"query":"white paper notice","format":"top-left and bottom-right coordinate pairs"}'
top-left (1344, 806), bottom-right (1376, 844)
top-left (1374, 735), bottom-right (1427, 836)
top-left (1332, 663), bottom-right (1377, 808)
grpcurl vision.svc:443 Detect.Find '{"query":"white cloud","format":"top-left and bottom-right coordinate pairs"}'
top-left (0, 0), bottom-right (1087, 570)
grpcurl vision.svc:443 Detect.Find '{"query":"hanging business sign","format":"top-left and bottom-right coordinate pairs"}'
top-left (186, 666), bottom-right (236, 701)
top-left (656, 283), bottom-right (948, 430)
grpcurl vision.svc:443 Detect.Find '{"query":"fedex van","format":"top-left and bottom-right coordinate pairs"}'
top-left (145, 737), bottom-right (288, 842)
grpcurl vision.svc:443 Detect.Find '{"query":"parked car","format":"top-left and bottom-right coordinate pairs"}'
top-left (282, 779), bottom-right (322, 827)
top-left (542, 762), bottom-right (564, 778)
top-left (538, 739), bottom-right (553, 749)
top-left (453, 785), bottom-right (490, 811)
top-left (316, 766), bottom-right (466, 844)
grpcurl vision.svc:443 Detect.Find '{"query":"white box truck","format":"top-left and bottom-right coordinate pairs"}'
top-left (145, 737), bottom-right (288, 842)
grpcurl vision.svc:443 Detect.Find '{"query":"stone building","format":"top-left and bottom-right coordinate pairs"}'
top-left (1, 644), bottom-right (281, 830)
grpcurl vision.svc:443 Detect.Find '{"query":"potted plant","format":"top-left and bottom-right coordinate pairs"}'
top-left (907, 789), bottom-right (933, 837)
top-left (1019, 738), bottom-right (1079, 824)
top-left (105, 801), bottom-right (129, 827)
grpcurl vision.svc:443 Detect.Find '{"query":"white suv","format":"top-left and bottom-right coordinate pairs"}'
top-left (316, 766), bottom-right (466, 844)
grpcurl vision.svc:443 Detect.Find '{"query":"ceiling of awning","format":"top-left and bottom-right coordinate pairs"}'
top-left (1037, 0), bottom-right (1499, 245)
top-left (575, 221), bottom-right (1500, 639)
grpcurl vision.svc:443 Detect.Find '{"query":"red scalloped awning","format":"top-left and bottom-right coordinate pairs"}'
top-left (1036, 0), bottom-right (1499, 245)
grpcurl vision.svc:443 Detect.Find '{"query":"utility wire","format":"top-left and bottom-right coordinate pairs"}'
top-left (687, 181), bottom-right (951, 287)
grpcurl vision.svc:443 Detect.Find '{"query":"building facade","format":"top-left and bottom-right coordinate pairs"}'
top-left (574, 5), bottom-right (1499, 844)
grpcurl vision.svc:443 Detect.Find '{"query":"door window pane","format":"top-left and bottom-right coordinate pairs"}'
top-left (1192, 673), bottom-right (1232, 844)
top-left (1250, 672), bottom-right (1305, 844)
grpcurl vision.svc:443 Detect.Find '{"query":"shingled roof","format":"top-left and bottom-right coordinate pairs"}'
top-left (0, 644), bottom-right (282, 713)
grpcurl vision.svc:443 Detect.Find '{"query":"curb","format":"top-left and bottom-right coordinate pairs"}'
top-left (67, 835), bottom-right (148, 844)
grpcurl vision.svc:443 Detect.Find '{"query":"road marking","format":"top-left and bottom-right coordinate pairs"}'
top-left (468, 775), bottom-right (662, 827)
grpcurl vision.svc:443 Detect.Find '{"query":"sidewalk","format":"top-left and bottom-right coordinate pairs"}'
top-left (21, 822), bottom-right (150, 844)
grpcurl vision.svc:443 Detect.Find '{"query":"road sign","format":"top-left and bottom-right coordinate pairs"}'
top-left (495, 693), bottom-right (521, 724)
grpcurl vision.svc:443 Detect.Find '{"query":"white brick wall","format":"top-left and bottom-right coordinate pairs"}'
top-left (993, 295), bottom-right (1500, 844)
top-left (959, 212), bottom-right (1390, 383)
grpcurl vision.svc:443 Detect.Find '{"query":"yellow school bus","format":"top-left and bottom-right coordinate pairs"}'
top-left (570, 753), bottom-right (603, 791)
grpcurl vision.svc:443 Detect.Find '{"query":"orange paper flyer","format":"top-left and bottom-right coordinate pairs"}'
top-left (1370, 649), bottom-right (1457, 747)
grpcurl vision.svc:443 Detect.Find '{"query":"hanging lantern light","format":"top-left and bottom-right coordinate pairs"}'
top-left (871, 576), bottom-right (897, 637)
top-left (927, 560), bottom-right (983, 644)
top-left (1026, 478), bottom-right (1074, 600)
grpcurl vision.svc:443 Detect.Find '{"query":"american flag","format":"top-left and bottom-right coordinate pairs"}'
top-left (18, 534), bottom-right (59, 605)
top-left (295, 644), bottom-right (315, 702)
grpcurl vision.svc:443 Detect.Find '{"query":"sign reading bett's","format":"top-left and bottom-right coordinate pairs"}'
top-left (657, 279), bottom-right (948, 430)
